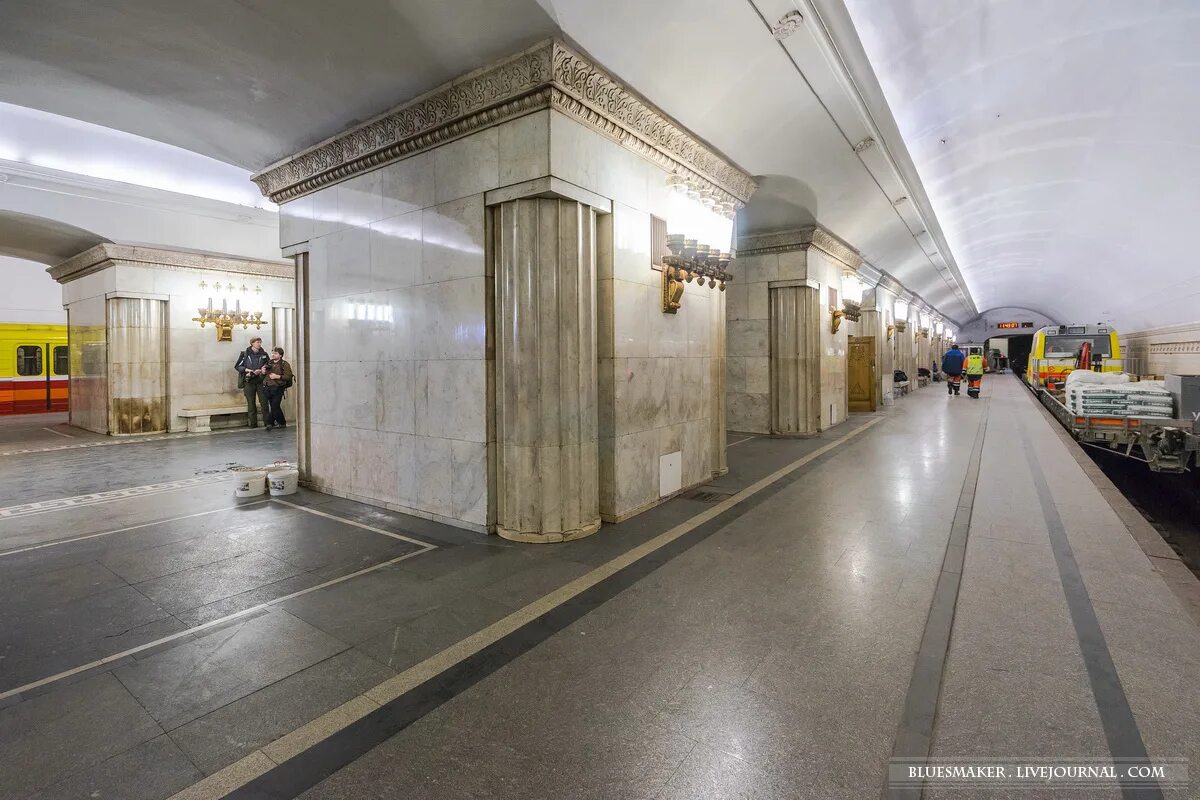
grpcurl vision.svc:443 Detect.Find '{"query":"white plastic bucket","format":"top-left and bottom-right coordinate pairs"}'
top-left (269, 468), bottom-right (300, 496)
top-left (234, 470), bottom-right (267, 497)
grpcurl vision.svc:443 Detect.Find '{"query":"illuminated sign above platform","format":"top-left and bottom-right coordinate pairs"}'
top-left (996, 321), bottom-right (1035, 329)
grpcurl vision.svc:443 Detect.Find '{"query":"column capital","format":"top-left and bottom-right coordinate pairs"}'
top-left (252, 39), bottom-right (755, 210)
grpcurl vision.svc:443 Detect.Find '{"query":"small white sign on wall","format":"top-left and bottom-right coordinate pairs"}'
top-left (659, 451), bottom-right (682, 498)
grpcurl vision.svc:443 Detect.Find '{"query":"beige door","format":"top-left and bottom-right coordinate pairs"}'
top-left (848, 335), bottom-right (876, 413)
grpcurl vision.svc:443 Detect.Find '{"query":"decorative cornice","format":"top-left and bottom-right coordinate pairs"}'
top-left (50, 243), bottom-right (293, 284)
top-left (735, 225), bottom-right (862, 270)
top-left (251, 39), bottom-right (756, 209)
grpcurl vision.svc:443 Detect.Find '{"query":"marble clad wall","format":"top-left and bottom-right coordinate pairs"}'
top-left (807, 248), bottom-right (849, 430)
top-left (278, 111), bottom-right (551, 530)
top-left (726, 246), bottom-right (808, 434)
top-left (59, 257), bottom-right (293, 434)
top-left (277, 107), bottom-right (727, 531)
top-left (552, 112), bottom-right (724, 521)
top-left (66, 295), bottom-right (108, 434)
top-left (1122, 322), bottom-right (1200, 377)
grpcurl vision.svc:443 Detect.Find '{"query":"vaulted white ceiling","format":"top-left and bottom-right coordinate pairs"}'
top-left (0, 0), bottom-right (1047, 322)
top-left (843, 0), bottom-right (1200, 332)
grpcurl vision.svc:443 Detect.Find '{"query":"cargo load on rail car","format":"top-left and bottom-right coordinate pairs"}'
top-left (0, 324), bottom-right (69, 415)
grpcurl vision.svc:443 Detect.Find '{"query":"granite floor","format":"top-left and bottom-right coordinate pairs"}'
top-left (0, 380), bottom-right (1197, 800)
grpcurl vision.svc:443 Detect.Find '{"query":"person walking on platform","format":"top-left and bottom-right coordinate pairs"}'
top-left (234, 336), bottom-right (270, 427)
top-left (262, 347), bottom-right (294, 430)
top-left (965, 349), bottom-right (988, 399)
top-left (941, 343), bottom-right (965, 396)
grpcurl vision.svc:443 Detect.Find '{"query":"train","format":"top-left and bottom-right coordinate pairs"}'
top-left (1026, 323), bottom-right (1122, 390)
top-left (0, 323), bottom-right (69, 415)
top-left (1021, 323), bottom-right (1199, 472)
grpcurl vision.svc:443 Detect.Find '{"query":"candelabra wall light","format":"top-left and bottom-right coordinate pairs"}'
top-left (919, 327), bottom-right (931, 339)
top-left (830, 306), bottom-right (845, 334)
top-left (886, 323), bottom-right (895, 340)
top-left (660, 174), bottom-right (735, 314)
top-left (192, 279), bottom-right (268, 341)
top-left (894, 320), bottom-right (907, 334)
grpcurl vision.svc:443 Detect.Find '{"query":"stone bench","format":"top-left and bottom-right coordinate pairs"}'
top-left (894, 380), bottom-right (911, 397)
top-left (178, 405), bottom-right (247, 433)
top-left (917, 375), bottom-right (930, 388)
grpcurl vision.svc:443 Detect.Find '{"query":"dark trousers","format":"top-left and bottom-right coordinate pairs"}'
top-left (264, 386), bottom-right (287, 427)
top-left (244, 379), bottom-right (266, 427)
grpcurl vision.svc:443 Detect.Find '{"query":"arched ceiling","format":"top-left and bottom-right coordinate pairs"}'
top-left (842, 0), bottom-right (1200, 333)
top-left (0, 211), bottom-right (108, 264)
top-left (0, 0), bottom-right (984, 321)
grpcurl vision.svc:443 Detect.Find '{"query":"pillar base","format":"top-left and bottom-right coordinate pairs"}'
top-left (496, 519), bottom-right (602, 544)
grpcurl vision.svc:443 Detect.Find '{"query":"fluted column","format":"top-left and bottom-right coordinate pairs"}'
top-left (710, 283), bottom-right (728, 476)
top-left (769, 285), bottom-right (819, 435)
top-left (107, 297), bottom-right (167, 434)
top-left (492, 198), bottom-right (600, 542)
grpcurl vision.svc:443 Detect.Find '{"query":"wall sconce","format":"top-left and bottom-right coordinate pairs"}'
top-left (886, 323), bottom-right (895, 340)
top-left (894, 299), bottom-right (910, 321)
top-left (842, 298), bottom-right (862, 323)
top-left (192, 279), bottom-right (269, 341)
top-left (919, 327), bottom-right (931, 339)
top-left (830, 306), bottom-right (845, 334)
top-left (660, 173), bottom-right (736, 314)
top-left (894, 320), bottom-right (908, 334)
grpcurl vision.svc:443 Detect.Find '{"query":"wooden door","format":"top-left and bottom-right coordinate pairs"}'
top-left (848, 335), bottom-right (876, 412)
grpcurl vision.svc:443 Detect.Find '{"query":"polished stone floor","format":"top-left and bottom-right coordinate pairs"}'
top-left (0, 380), bottom-right (1197, 800)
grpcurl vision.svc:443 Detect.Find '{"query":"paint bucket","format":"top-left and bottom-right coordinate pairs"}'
top-left (234, 470), bottom-right (267, 498)
top-left (268, 468), bottom-right (300, 496)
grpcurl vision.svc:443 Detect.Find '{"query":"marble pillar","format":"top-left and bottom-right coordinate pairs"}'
top-left (492, 197), bottom-right (601, 542)
top-left (107, 297), bottom-right (167, 435)
top-left (710, 285), bottom-right (728, 476)
top-left (769, 284), bottom-right (820, 435)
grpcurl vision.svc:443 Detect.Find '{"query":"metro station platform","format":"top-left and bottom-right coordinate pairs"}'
top-left (1, 378), bottom-right (1197, 800)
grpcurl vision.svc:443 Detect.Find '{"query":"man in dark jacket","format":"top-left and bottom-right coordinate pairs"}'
top-left (941, 344), bottom-right (966, 396)
top-left (262, 347), bottom-right (294, 431)
top-left (234, 336), bottom-right (270, 427)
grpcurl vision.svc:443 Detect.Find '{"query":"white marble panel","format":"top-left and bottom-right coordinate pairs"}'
top-left (610, 203), bottom-right (653, 286)
top-left (681, 418), bottom-right (711, 487)
top-left (728, 319), bottom-right (768, 357)
top-left (498, 111), bottom-right (551, 186)
top-left (335, 360), bottom-right (379, 431)
top-left (426, 278), bottom-right (488, 361)
top-left (323, 225), bottom-right (372, 299)
top-left (450, 439), bottom-right (488, 525)
top-left (649, 309), bottom-right (687, 358)
top-left (370, 210), bottom-right (422, 292)
top-left (379, 154), bottom-right (436, 219)
top-left (338, 170), bottom-right (384, 228)
top-left (280, 194), bottom-right (315, 247)
top-left (686, 292), bottom-right (714, 357)
top-left (377, 360), bottom-right (417, 434)
top-left (549, 112), bottom-right (649, 211)
top-left (612, 356), bottom-right (671, 435)
top-left (312, 185), bottom-right (342, 238)
top-left (612, 279), bottom-right (651, 358)
top-left (414, 359), bottom-right (487, 442)
top-left (611, 428), bottom-right (658, 514)
top-left (776, 250), bottom-right (806, 282)
top-left (433, 127), bottom-right (500, 204)
top-left (725, 281), bottom-right (750, 322)
top-left (414, 435), bottom-right (454, 518)
top-left (422, 195), bottom-right (486, 284)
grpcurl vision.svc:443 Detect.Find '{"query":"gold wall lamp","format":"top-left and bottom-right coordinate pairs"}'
top-left (886, 323), bottom-right (895, 340)
top-left (660, 234), bottom-right (732, 314)
top-left (830, 306), bottom-right (845, 334)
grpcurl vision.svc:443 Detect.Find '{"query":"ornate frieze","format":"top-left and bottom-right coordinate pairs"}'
top-left (735, 225), bottom-right (862, 270)
top-left (50, 243), bottom-right (293, 284)
top-left (251, 40), bottom-right (755, 209)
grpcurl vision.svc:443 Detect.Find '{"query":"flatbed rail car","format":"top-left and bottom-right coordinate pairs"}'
top-left (1024, 376), bottom-right (1200, 473)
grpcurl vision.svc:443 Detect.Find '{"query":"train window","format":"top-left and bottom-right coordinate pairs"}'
top-left (54, 346), bottom-right (69, 375)
top-left (1045, 335), bottom-right (1112, 358)
top-left (16, 345), bottom-right (43, 376)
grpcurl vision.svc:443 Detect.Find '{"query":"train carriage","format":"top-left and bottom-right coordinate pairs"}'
top-left (1026, 323), bottom-right (1122, 390)
top-left (0, 324), bottom-right (69, 415)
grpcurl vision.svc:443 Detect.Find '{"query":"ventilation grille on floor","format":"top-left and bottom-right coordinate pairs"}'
top-left (682, 488), bottom-right (737, 502)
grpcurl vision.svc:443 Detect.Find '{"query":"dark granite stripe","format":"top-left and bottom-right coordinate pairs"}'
top-left (888, 400), bottom-right (990, 799)
top-left (223, 419), bottom-right (885, 799)
top-left (1019, 423), bottom-right (1163, 800)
